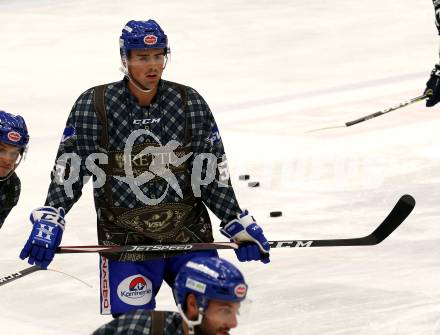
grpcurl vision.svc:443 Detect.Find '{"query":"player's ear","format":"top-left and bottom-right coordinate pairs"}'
top-left (185, 293), bottom-right (199, 320)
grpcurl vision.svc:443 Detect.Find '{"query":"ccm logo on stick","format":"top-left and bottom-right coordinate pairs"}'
top-left (269, 241), bottom-right (313, 248)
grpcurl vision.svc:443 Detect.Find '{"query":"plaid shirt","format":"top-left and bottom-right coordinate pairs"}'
top-left (0, 172), bottom-right (20, 229)
top-left (92, 310), bottom-right (183, 335)
top-left (433, 0), bottom-right (440, 35)
top-left (45, 78), bottom-right (241, 225)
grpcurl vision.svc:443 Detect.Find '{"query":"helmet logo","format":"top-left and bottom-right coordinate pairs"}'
top-left (234, 284), bottom-right (247, 298)
top-left (144, 35), bottom-right (158, 45)
top-left (7, 131), bottom-right (21, 143)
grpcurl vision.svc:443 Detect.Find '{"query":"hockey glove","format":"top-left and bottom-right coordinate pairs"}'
top-left (220, 210), bottom-right (270, 264)
top-left (425, 64), bottom-right (440, 107)
top-left (19, 206), bottom-right (66, 269)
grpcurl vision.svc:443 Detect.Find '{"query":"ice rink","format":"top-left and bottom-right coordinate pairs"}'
top-left (1, 0), bottom-right (440, 334)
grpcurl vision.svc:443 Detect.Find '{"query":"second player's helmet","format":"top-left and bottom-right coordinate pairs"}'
top-left (0, 111), bottom-right (29, 153)
top-left (119, 19), bottom-right (169, 58)
top-left (174, 257), bottom-right (248, 312)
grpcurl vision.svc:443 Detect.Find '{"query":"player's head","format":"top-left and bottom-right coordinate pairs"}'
top-left (119, 19), bottom-right (169, 59)
top-left (0, 110), bottom-right (29, 179)
top-left (174, 257), bottom-right (248, 335)
top-left (119, 19), bottom-right (170, 92)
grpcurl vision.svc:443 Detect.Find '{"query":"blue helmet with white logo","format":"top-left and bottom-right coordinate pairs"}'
top-left (119, 19), bottom-right (169, 58)
top-left (174, 257), bottom-right (248, 312)
top-left (0, 110), bottom-right (29, 152)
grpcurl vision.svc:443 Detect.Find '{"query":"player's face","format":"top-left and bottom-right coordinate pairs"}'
top-left (127, 48), bottom-right (165, 89)
top-left (0, 142), bottom-right (21, 177)
top-left (197, 300), bottom-right (240, 335)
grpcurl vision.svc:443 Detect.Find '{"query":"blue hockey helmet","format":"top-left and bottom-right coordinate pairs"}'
top-left (119, 19), bottom-right (169, 58)
top-left (0, 111), bottom-right (29, 152)
top-left (174, 257), bottom-right (248, 312)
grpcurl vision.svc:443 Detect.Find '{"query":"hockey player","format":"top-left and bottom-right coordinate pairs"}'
top-left (424, 0), bottom-right (440, 107)
top-left (19, 19), bottom-right (270, 315)
top-left (92, 257), bottom-right (248, 335)
top-left (0, 110), bottom-right (29, 229)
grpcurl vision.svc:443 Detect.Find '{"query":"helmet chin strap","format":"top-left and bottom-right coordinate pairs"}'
top-left (119, 65), bottom-right (153, 93)
top-left (177, 304), bottom-right (204, 335)
top-left (120, 53), bottom-right (169, 93)
top-left (0, 170), bottom-right (15, 182)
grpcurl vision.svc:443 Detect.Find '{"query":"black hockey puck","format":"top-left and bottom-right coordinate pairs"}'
top-left (270, 211), bottom-right (282, 217)
top-left (248, 181), bottom-right (260, 187)
top-left (239, 174), bottom-right (250, 180)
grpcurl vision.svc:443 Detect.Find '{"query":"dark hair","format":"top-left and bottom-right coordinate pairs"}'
top-left (120, 48), bottom-right (168, 59)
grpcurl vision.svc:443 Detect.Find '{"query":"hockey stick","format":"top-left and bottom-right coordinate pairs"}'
top-left (0, 265), bottom-right (42, 287)
top-left (307, 94), bottom-right (429, 132)
top-left (57, 194), bottom-right (415, 254)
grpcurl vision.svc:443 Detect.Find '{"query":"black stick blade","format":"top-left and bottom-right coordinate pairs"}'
top-left (268, 194), bottom-right (416, 248)
top-left (369, 194), bottom-right (415, 244)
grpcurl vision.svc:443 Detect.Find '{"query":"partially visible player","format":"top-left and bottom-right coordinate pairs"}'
top-left (92, 256), bottom-right (248, 335)
top-left (0, 110), bottom-right (29, 229)
top-left (424, 0), bottom-right (440, 107)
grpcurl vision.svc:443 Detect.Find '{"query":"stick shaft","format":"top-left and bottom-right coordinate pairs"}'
top-left (0, 265), bottom-right (42, 287)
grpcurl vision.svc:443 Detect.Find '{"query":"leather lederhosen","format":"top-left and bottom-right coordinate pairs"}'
top-left (92, 82), bottom-right (213, 261)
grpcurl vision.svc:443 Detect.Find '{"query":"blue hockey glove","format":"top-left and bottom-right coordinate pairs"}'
top-left (425, 64), bottom-right (440, 107)
top-left (220, 210), bottom-right (270, 264)
top-left (19, 206), bottom-right (66, 269)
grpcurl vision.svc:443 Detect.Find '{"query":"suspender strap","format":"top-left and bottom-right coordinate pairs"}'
top-left (93, 84), bottom-right (113, 203)
top-left (93, 84), bottom-right (109, 148)
top-left (173, 83), bottom-right (191, 144)
top-left (151, 311), bottom-right (165, 335)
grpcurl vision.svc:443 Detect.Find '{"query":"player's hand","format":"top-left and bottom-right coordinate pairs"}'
top-left (220, 210), bottom-right (270, 264)
top-left (19, 206), bottom-right (65, 269)
top-left (425, 64), bottom-right (440, 107)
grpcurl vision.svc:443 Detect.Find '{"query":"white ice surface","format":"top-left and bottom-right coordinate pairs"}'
top-left (1, 0), bottom-right (440, 334)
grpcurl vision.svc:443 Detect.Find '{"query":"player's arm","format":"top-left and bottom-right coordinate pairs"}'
top-left (19, 88), bottom-right (101, 268)
top-left (187, 88), bottom-right (270, 263)
top-left (45, 88), bottom-right (101, 211)
top-left (187, 88), bottom-right (241, 223)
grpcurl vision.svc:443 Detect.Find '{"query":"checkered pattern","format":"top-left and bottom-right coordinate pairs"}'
top-left (92, 310), bottom-right (183, 335)
top-left (0, 172), bottom-right (20, 228)
top-left (45, 79), bottom-right (241, 224)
